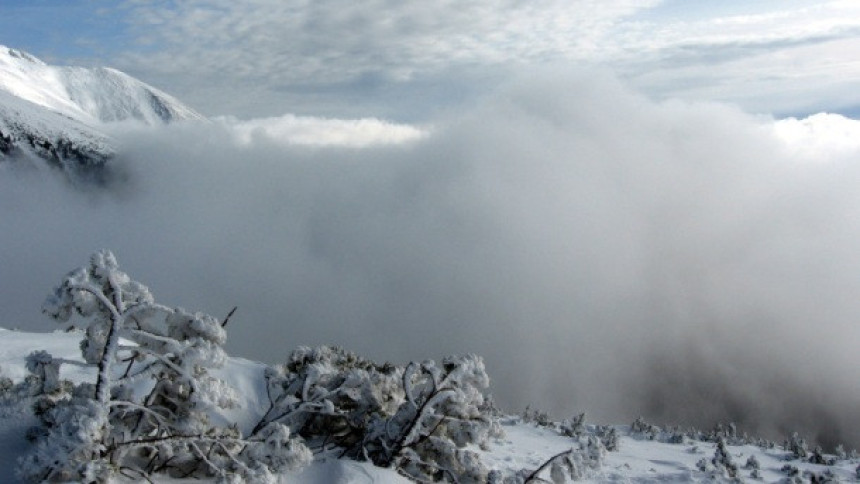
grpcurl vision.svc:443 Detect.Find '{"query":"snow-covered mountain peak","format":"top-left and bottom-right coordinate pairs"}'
top-left (0, 45), bottom-right (209, 177)
top-left (0, 46), bottom-right (84, 122)
top-left (0, 45), bottom-right (204, 126)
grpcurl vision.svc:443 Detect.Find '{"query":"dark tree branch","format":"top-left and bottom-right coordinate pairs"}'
top-left (221, 306), bottom-right (237, 328)
top-left (524, 449), bottom-right (575, 483)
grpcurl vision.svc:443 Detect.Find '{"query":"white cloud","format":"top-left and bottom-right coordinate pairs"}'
top-left (220, 114), bottom-right (426, 147)
top-left (112, 0), bottom-right (860, 118)
top-left (773, 112), bottom-right (860, 160)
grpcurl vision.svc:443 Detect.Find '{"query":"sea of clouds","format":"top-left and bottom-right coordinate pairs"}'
top-left (2, 69), bottom-right (859, 449)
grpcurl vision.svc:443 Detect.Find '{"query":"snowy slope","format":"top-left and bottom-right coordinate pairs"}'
top-left (0, 46), bottom-right (203, 126)
top-left (0, 329), bottom-right (857, 483)
top-left (0, 89), bottom-right (113, 172)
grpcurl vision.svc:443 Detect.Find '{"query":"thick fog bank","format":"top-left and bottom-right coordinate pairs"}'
top-left (2, 70), bottom-right (859, 449)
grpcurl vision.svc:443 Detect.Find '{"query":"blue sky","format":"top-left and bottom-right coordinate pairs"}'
top-left (2, 0), bottom-right (859, 120)
top-left (0, 1), bottom-right (129, 62)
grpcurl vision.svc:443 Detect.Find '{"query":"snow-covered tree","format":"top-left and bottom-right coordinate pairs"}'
top-left (559, 413), bottom-right (586, 438)
top-left (17, 250), bottom-right (310, 482)
top-left (251, 345), bottom-right (404, 451)
top-left (787, 432), bottom-right (809, 460)
top-left (710, 438), bottom-right (738, 479)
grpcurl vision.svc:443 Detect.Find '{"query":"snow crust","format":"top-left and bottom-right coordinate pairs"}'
top-left (1, 328), bottom-right (857, 483)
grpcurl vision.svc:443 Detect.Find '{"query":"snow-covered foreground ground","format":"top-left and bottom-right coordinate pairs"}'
top-left (1, 328), bottom-right (858, 483)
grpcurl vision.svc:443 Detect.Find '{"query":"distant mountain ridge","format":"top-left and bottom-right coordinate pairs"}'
top-left (0, 45), bottom-right (203, 177)
top-left (0, 46), bottom-right (203, 125)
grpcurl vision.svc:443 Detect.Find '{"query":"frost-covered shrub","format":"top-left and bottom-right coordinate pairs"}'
top-left (745, 455), bottom-right (762, 480)
top-left (745, 454), bottom-right (760, 470)
top-left (359, 356), bottom-right (494, 475)
top-left (18, 395), bottom-right (111, 482)
top-left (253, 346), bottom-right (498, 482)
top-left (786, 432), bottom-right (809, 460)
top-left (781, 463), bottom-right (801, 477)
top-left (666, 428), bottom-right (687, 445)
top-left (835, 445), bottom-right (847, 460)
top-left (711, 438), bottom-right (738, 479)
top-left (0, 370), bottom-right (11, 394)
top-left (559, 412), bottom-right (586, 438)
top-left (24, 351), bottom-right (62, 395)
top-left (808, 445), bottom-right (836, 466)
top-left (522, 406), bottom-right (552, 427)
top-left (5, 349), bottom-right (80, 403)
top-left (706, 422), bottom-right (752, 446)
top-left (479, 393), bottom-right (504, 418)
top-left (693, 439), bottom-right (740, 480)
top-left (803, 469), bottom-right (838, 483)
top-left (252, 345), bottom-right (404, 450)
top-left (629, 416), bottom-right (661, 441)
top-left (17, 250), bottom-right (310, 482)
top-left (594, 425), bottom-right (619, 452)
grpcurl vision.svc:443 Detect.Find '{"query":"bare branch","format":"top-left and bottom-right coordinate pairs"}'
top-left (524, 449), bottom-right (575, 483)
top-left (221, 306), bottom-right (238, 327)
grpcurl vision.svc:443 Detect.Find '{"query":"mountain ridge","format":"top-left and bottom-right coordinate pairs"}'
top-left (0, 45), bottom-right (203, 125)
top-left (0, 45), bottom-right (203, 177)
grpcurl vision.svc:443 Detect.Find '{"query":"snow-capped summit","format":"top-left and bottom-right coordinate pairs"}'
top-left (0, 45), bottom-right (204, 179)
top-left (0, 45), bottom-right (203, 126)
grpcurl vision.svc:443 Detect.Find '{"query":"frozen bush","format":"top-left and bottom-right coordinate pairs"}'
top-left (711, 438), bottom-right (738, 479)
top-left (630, 416), bottom-right (661, 441)
top-left (745, 454), bottom-right (760, 470)
top-left (252, 346), bottom-right (497, 482)
top-left (559, 413), bottom-right (586, 438)
top-left (787, 432), bottom-right (809, 460)
top-left (522, 406), bottom-right (552, 427)
top-left (595, 425), bottom-right (619, 451)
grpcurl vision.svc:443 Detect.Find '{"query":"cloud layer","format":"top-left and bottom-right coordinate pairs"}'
top-left (107, 0), bottom-right (860, 119)
top-left (3, 70), bottom-right (860, 448)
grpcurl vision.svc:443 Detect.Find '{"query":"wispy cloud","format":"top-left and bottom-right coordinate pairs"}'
top-left (112, 0), bottom-right (660, 117)
top-left (109, 0), bottom-right (860, 118)
top-left (121, 0), bottom-right (656, 81)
